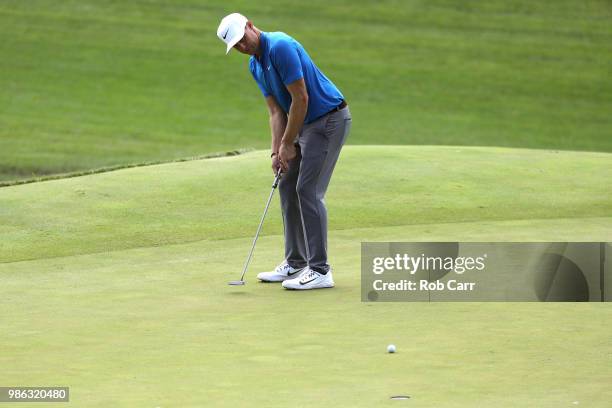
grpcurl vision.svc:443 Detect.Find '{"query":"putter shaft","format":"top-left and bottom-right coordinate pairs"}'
top-left (235, 170), bottom-right (282, 283)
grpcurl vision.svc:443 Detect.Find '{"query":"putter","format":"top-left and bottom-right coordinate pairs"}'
top-left (228, 169), bottom-right (282, 286)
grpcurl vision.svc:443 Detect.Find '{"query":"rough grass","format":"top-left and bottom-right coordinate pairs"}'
top-left (1, 0), bottom-right (611, 181)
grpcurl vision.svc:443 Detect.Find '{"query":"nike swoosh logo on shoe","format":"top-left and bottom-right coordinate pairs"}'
top-left (287, 268), bottom-right (305, 276)
top-left (300, 277), bottom-right (317, 285)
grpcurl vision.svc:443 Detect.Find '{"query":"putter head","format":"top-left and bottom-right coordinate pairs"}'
top-left (228, 280), bottom-right (246, 286)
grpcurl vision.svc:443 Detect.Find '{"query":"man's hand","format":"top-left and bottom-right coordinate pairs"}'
top-left (271, 154), bottom-right (281, 174)
top-left (278, 142), bottom-right (296, 172)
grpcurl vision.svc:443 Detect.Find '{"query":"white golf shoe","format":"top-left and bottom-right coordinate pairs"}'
top-left (282, 267), bottom-right (335, 290)
top-left (257, 261), bottom-right (306, 282)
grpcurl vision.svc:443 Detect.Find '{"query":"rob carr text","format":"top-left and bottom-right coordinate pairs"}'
top-left (373, 279), bottom-right (476, 291)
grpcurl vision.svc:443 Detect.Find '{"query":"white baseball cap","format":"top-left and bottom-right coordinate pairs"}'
top-left (217, 13), bottom-right (248, 54)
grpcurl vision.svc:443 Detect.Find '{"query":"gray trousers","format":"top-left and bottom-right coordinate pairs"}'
top-left (278, 106), bottom-right (352, 273)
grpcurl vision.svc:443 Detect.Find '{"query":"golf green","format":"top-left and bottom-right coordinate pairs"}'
top-left (1, 146), bottom-right (611, 406)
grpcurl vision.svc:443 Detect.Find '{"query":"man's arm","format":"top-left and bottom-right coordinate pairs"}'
top-left (266, 95), bottom-right (287, 157)
top-left (282, 78), bottom-right (308, 147)
top-left (277, 78), bottom-right (308, 170)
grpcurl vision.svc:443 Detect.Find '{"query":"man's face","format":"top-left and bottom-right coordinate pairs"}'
top-left (233, 22), bottom-right (258, 55)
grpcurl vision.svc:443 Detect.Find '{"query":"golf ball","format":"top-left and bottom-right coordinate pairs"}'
top-left (387, 344), bottom-right (396, 353)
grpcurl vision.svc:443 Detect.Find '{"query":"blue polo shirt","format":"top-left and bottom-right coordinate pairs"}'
top-left (249, 32), bottom-right (344, 124)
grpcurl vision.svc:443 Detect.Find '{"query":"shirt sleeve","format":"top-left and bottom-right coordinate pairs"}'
top-left (249, 59), bottom-right (270, 97)
top-left (270, 38), bottom-right (304, 86)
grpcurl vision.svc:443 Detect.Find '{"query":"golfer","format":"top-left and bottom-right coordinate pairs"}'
top-left (217, 13), bottom-right (351, 290)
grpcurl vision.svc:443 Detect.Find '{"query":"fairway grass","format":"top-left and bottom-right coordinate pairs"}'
top-left (2, 146), bottom-right (611, 263)
top-left (1, 146), bottom-right (611, 407)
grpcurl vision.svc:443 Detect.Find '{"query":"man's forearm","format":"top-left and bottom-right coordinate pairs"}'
top-left (281, 97), bottom-right (308, 147)
top-left (270, 113), bottom-right (287, 155)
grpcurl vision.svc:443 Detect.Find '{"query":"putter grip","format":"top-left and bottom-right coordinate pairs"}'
top-left (272, 170), bottom-right (282, 188)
